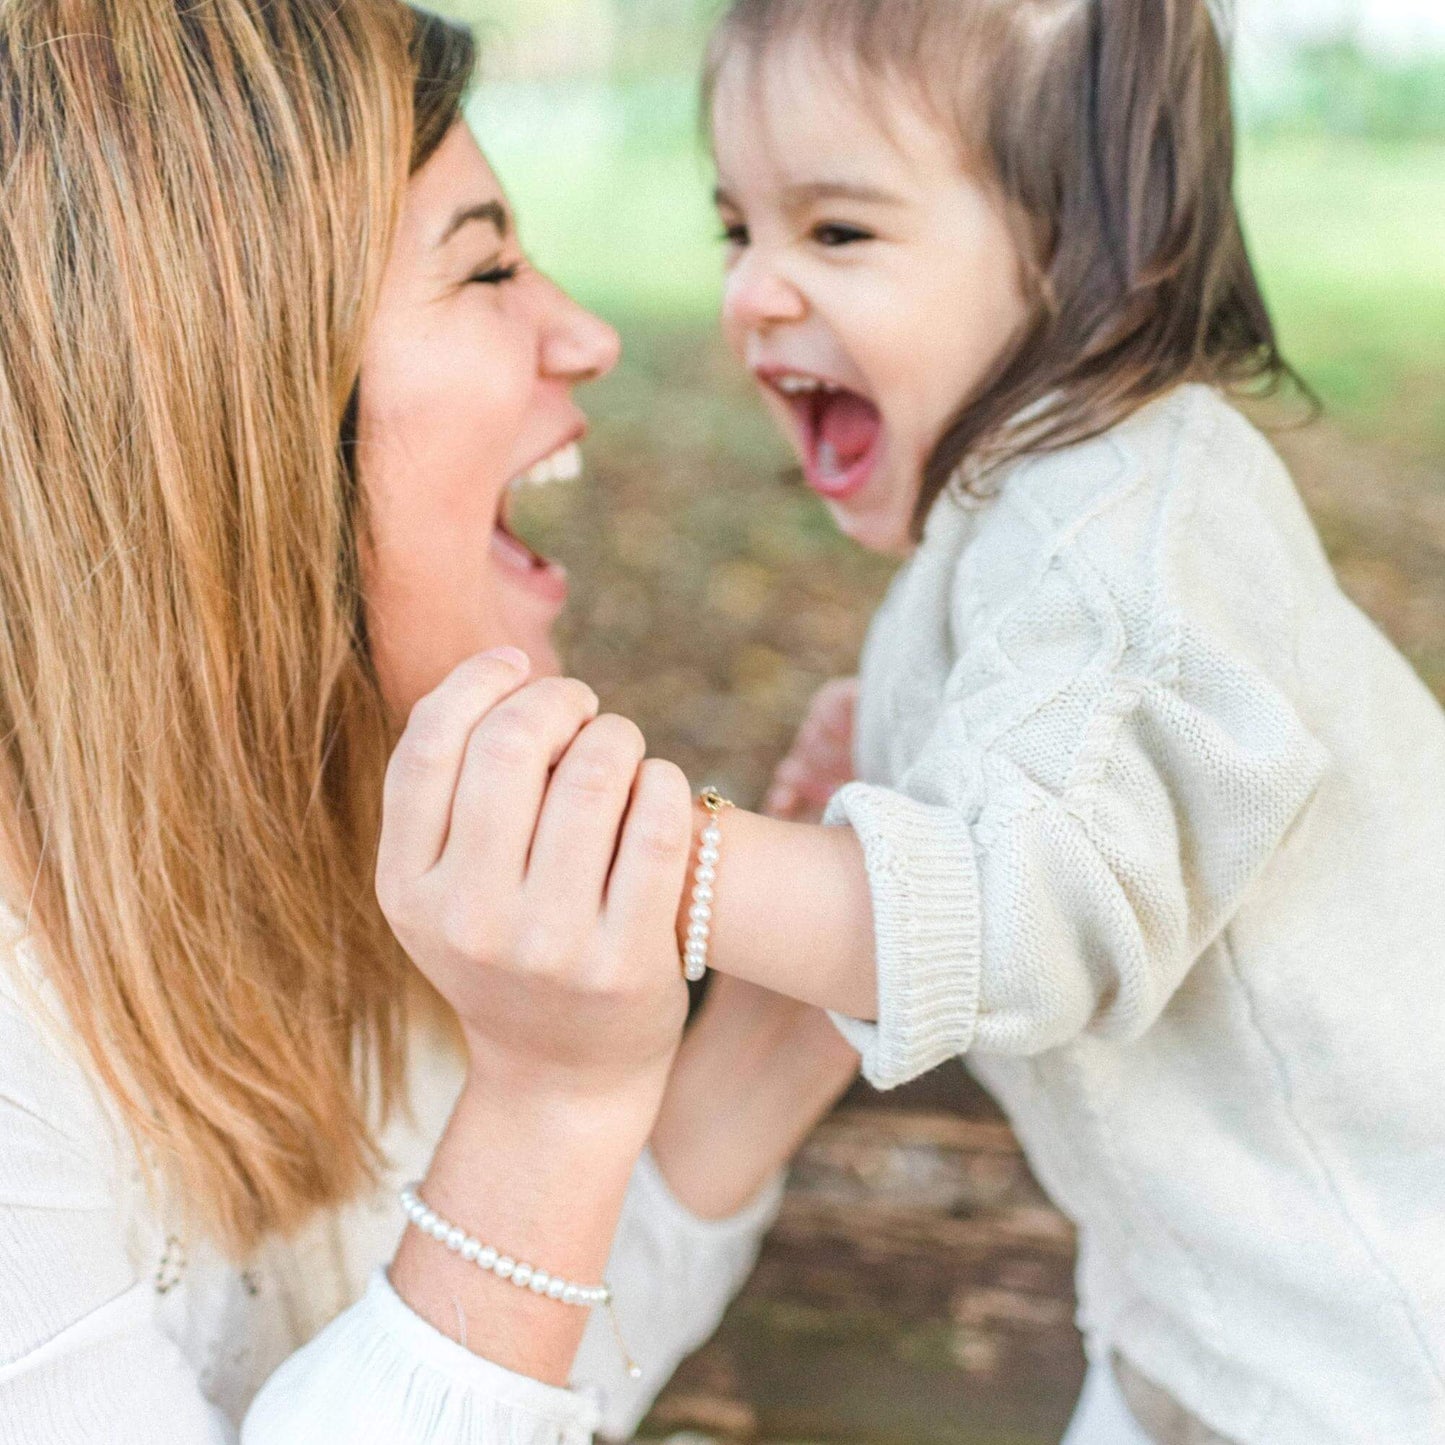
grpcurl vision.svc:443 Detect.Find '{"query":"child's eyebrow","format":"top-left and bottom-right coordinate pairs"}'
top-left (781, 180), bottom-right (907, 209)
top-left (712, 181), bottom-right (907, 212)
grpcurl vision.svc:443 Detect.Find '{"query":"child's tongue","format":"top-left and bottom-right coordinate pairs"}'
top-left (812, 389), bottom-right (881, 489)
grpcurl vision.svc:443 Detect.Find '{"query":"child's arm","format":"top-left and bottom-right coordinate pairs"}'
top-left (650, 971), bottom-right (860, 1217)
top-left (675, 805), bottom-right (879, 1022)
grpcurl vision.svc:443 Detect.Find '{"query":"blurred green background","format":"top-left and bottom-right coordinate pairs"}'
top-left (425, 5), bottom-right (1444, 1443)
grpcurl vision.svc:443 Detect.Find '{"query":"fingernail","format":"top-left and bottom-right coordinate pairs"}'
top-left (484, 647), bottom-right (531, 672)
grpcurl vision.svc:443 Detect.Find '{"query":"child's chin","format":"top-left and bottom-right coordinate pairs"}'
top-left (830, 501), bottom-right (914, 557)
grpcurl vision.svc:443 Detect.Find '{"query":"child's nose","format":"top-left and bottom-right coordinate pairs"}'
top-left (723, 252), bottom-right (807, 332)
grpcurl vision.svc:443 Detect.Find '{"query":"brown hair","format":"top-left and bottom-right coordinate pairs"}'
top-left (0, 1), bottom-right (473, 1258)
top-left (707, 0), bottom-right (1307, 533)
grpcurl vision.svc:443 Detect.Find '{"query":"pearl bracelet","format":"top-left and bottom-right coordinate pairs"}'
top-left (400, 1183), bottom-right (610, 1307)
top-left (683, 787), bottom-right (733, 982)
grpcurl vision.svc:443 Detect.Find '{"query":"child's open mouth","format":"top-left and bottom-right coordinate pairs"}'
top-left (763, 371), bottom-right (883, 502)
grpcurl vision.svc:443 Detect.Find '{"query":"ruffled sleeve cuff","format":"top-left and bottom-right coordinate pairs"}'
top-left (570, 1147), bottom-right (786, 1441)
top-left (242, 1266), bottom-right (599, 1445)
top-left (823, 782), bottom-right (982, 1090)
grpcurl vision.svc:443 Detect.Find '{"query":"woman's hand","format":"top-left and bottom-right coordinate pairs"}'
top-left (379, 649), bottom-right (697, 1383)
top-left (765, 676), bottom-right (858, 822)
top-left (376, 647), bottom-right (694, 1112)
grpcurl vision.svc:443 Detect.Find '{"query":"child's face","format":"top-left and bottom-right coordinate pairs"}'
top-left (712, 45), bottom-right (1030, 555)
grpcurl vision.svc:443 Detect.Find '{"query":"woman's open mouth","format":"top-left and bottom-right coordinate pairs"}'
top-left (492, 441), bottom-right (582, 605)
top-left (763, 371), bottom-right (883, 502)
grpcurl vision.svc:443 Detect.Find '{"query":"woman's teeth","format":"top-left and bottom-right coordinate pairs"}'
top-left (513, 441), bottom-right (583, 489)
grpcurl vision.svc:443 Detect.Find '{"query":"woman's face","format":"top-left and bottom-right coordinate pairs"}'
top-left (358, 122), bottom-right (620, 718)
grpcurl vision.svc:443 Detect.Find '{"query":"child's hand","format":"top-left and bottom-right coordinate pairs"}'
top-left (765, 677), bottom-right (859, 822)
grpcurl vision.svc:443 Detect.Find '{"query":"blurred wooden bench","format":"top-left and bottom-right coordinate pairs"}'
top-left (643, 1064), bottom-right (1085, 1445)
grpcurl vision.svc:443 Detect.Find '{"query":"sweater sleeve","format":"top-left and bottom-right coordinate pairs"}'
top-left (825, 489), bottom-right (1329, 1089)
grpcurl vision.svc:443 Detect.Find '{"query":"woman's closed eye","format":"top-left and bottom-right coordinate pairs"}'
top-left (467, 259), bottom-right (522, 286)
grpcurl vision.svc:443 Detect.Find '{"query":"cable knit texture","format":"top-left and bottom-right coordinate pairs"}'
top-left (825, 386), bottom-right (1445, 1445)
top-left (0, 904), bottom-right (782, 1444)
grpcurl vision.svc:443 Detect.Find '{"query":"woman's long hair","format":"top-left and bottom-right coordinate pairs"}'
top-left (0, 1), bottom-right (474, 1258)
top-left (707, 0), bottom-right (1309, 535)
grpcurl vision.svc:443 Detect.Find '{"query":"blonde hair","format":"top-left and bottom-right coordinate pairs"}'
top-left (0, 1), bottom-right (474, 1258)
top-left (708, 0), bottom-right (1307, 534)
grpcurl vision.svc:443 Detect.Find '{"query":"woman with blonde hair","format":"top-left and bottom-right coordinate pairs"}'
top-left (0, 3), bottom-right (859, 1440)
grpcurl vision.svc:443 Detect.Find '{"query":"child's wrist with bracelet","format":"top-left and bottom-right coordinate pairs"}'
top-left (680, 786), bottom-right (734, 982)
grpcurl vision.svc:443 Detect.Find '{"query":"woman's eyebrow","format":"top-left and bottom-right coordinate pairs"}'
top-left (437, 200), bottom-right (510, 247)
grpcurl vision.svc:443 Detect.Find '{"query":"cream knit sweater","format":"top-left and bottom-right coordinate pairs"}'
top-left (825, 385), bottom-right (1445, 1444)
top-left (0, 904), bottom-right (783, 1444)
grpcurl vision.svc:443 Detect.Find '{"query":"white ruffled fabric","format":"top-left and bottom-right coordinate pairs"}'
top-left (0, 926), bottom-right (784, 1445)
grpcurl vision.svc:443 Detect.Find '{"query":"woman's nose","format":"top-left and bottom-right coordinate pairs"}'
top-left (723, 251), bottom-right (807, 333)
top-left (539, 280), bottom-right (621, 384)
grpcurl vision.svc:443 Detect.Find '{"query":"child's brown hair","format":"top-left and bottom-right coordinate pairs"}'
top-left (706, 0), bottom-right (1305, 534)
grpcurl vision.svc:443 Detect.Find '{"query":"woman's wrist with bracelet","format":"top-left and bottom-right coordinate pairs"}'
top-left (388, 1069), bottom-right (659, 1386)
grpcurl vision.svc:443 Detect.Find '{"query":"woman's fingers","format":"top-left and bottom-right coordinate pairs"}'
top-left (377, 650), bottom-right (533, 898)
top-left (604, 757), bottom-right (693, 948)
top-left (441, 676), bottom-right (602, 887)
top-left (524, 714), bottom-right (647, 930)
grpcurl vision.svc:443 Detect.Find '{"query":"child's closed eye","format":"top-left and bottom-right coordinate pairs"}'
top-left (812, 222), bottom-right (874, 247)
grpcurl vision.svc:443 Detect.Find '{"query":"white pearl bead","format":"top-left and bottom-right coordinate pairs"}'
top-left (699, 846), bottom-right (720, 865)
top-left (688, 903), bottom-right (712, 923)
top-left (429, 1218), bottom-right (450, 1241)
top-left (461, 1239), bottom-right (481, 1262)
top-left (547, 1278), bottom-right (567, 1300)
top-left (445, 1226), bottom-right (466, 1252)
top-left (512, 1263), bottom-right (532, 1287)
top-left (416, 1209), bottom-right (437, 1233)
top-left (495, 1255), bottom-right (515, 1279)
top-left (687, 924), bottom-right (709, 943)
top-left (562, 1285), bottom-right (581, 1305)
top-left (696, 865), bottom-right (716, 884)
top-left (529, 1271), bottom-right (550, 1293)
top-left (478, 1245), bottom-right (498, 1268)
top-left (702, 827), bottom-right (722, 846)
top-left (694, 883), bottom-right (713, 902)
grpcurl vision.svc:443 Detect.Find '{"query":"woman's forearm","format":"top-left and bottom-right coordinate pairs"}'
top-left (677, 806), bottom-right (878, 1020)
top-left (389, 1067), bottom-right (664, 1386)
top-left (650, 972), bottom-right (860, 1219)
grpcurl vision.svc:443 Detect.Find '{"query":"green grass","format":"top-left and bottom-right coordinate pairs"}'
top-left (472, 79), bottom-right (1445, 461)
top-left (1238, 134), bottom-right (1445, 454)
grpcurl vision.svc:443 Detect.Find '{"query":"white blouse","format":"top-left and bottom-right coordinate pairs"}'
top-left (0, 902), bottom-right (784, 1444)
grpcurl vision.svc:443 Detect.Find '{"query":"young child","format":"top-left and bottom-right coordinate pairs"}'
top-left (668, 1), bottom-right (1445, 1441)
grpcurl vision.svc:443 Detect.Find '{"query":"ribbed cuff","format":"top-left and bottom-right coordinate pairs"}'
top-left (823, 783), bottom-right (981, 1090)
